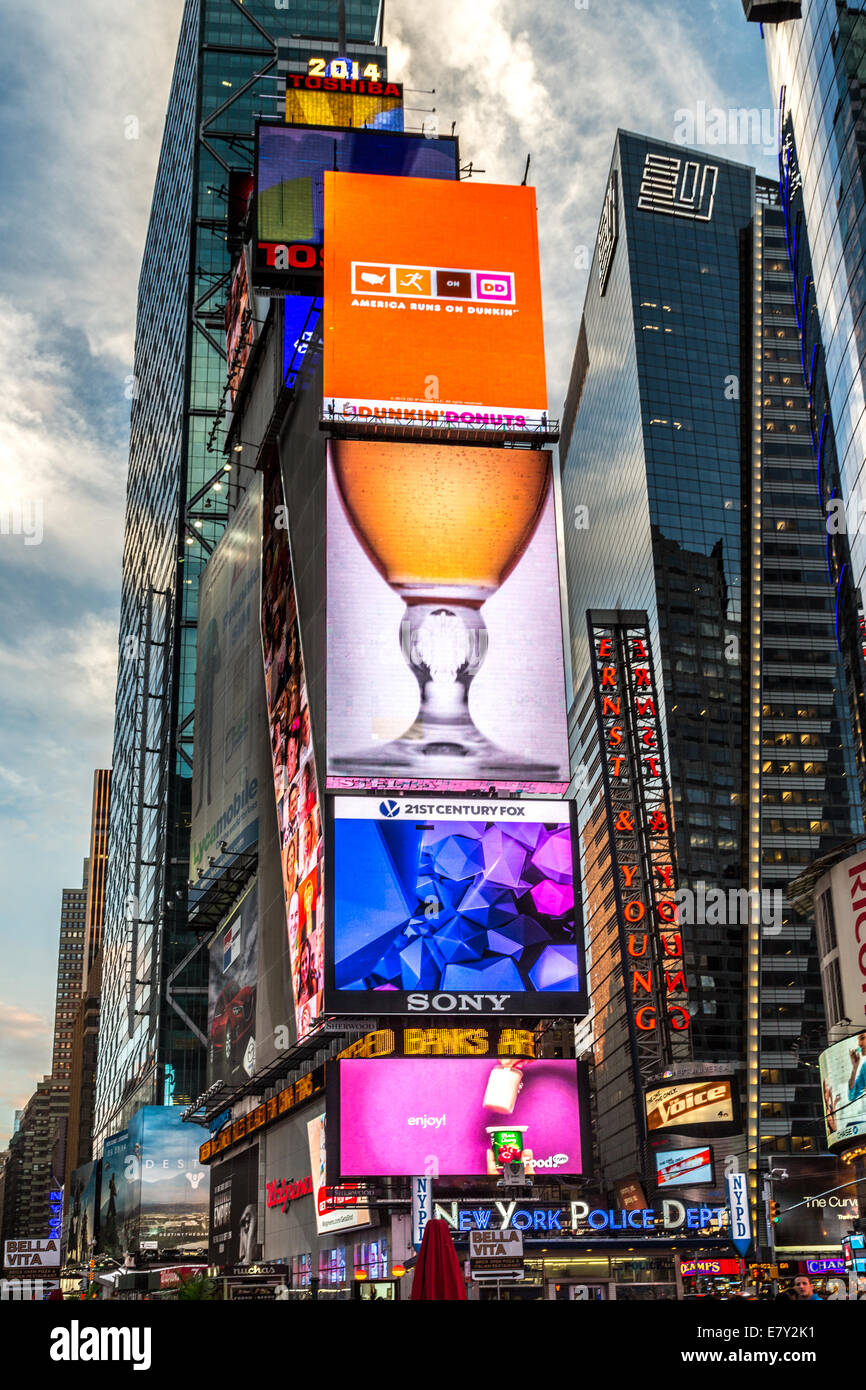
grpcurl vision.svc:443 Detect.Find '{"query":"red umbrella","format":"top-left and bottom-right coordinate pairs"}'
top-left (410, 1219), bottom-right (467, 1301)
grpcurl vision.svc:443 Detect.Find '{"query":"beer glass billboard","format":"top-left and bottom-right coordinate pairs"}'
top-left (322, 173), bottom-right (548, 429)
top-left (325, 440), bottom-right (570, 791)
top-left (327, 796), bottom-right (584, 1016)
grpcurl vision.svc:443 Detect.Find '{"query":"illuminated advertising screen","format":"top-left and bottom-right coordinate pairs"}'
top-left (285, 72), bottom-right (403, 130)
top-left (207, 884), bottom-right (258, 1087)
top-left (190, 476), bottom-right (264, 882)
top-left (327, 797), bottom-right (584, 1016)
top-left (772, 1156), bottom-right (860, 1254)
top-left (654, 1146), bottom-right (714, 1188)
top-left (209, 1146), bottom-right (261, 1266)
top-left (645, 1077), bottom-right (738, 1137)
top-left (98, 1129), bottom-right (132, 1259)
top-left (283, 295), bottom-right (322, 390)
top-left (323, 173), bottom-right (548, 430)
top-left (65, 1161), bottom-right (100, 1263)
top-left (325, 441), bottom-right (569, 792)
top-left (135, 1107), bottom-right (210, 1254)
top-left (254, 125), bottom-right (457, 293)
top-left (225, 254), bottom-right (252, 407)
top-left (261, 457), bottom-right (324, 1041)
top-left (820, 1032), bottom-right (866, 1148)
top-left (333, 1058), bottom-right (587, 1178)
top-left (306, 1112), bottom-right (371, 1236)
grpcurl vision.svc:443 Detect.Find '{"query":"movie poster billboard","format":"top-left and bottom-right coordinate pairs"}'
top-left (323, 173), bottom-right (548, 429)
top-left (135, 1108), bottom-right (210, 1254)
top-left (98, 1129), bottom-right (133, 1259)
top-left (208, 884), bottom-right (258, 1087)
top-left (254, 125), bottom-right (457, 293)
top-left (64, 1161), bottom-right (99, 1263)
top-left (209, 1146), bottom-right (261, 1266)
top-left (333, 1059), bottom-right (587, 1178)
top-left (190, 476), bottom-right (264, 883)
top-left (306, 1112), bottom-right (371, 1236)
top-left (327, 797), bottom-right (584, 1016)
top-left (325, 441), bottom-right (569, 792)
top-left (820, 1032), bottom-right (866, 1148)
top-left (261, 456), bottom-right (324, 1041)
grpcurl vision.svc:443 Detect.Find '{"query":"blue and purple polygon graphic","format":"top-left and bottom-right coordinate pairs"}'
top-left (333, 817), bottom-right (579, 995)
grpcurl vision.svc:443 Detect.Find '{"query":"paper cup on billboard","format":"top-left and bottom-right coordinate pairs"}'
top-left (486, 1127), bottom-right (528, 1165)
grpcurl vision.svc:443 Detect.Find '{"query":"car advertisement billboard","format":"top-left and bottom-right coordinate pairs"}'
top-left (65, 1160), bottom-right (100, 1263)
top-left (327, 797), bottom-right (584, 1017)
top-left (306, 1112), bottom-right (371, 1236)
top-left (254, 126), bottom-right (457, 293)
top-left (325, 440), bottom-right (570, 792)
top-left (645, 1076), bottom-right (738, 1137)
top-left (820, 1032), bottom-right (866, 1148)
top-left (209, 1146), bottom-right (261, 1266)
top-left (208, 884), bottom-right (258, 1087)
top-left (285, 73), bottom-right (403, 131)
top-left (322, 173), bottom-right (548, 430)
top-left (333, 1058), bottom-right (587, 1178)
top-left (190, 476), bottom-right (264, 883)
top-left (261, 457), bottom-right (324, 1041)
top-left (654, 1146), bottom-right (714, 1188)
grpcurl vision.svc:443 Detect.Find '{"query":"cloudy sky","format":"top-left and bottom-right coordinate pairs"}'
top-left (0, 0), bottom-right (775, 1146)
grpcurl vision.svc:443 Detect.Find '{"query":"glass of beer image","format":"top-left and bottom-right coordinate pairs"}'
top-left (330, 440), bottom-right (557, 776)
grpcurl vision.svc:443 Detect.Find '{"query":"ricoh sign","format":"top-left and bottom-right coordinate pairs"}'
top-left (814, 851), bottom-right (866, 1026)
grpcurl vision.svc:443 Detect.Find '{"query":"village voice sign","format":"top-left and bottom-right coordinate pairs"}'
top-left (469, 1228), bottom-right (524, 1278)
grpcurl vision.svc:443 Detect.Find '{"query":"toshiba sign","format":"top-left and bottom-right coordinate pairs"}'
top-left (814, 851), bottom-right (866, 1028)
top-left (645, 1077), bottom-right (738, 1135)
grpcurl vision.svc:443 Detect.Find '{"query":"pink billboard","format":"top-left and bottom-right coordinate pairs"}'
top-left (335, 1058), bottom-right (585, 1178)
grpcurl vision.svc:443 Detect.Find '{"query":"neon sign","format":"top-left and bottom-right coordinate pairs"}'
top-left (588, 611), bottom-right (692, 1083)
top-left (434, 1200), bottom-right (726, 1235)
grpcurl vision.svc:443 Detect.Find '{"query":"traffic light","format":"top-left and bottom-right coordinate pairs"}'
top-left (769, 1201), bottom-right (781, 1224)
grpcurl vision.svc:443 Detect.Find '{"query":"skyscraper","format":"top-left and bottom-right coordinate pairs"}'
top-left (82, 769), bottom-right (110, 988)
top-left (94, 0), bottom-right (384, 1151)
top-left (560, 132), bottom-right (862, 1198)
top-left (747, 0), bottom-right (866, 794)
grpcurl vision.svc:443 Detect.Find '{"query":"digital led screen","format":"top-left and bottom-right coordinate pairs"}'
top-left (645, 1077), bottom-right (738, 1136)
top-left (283, 295), bottom-right (322, 390)
top-left (327, 797), bottom-right (584, 1016)
top-left (654, 1146), bottom-right (714, 1188)
top-left (325, 440), bottom-right (570, 792)
top-left (209, 1145), bottom-right (261, 1267)
top-left (285, 73), bottom-right (402, 130)
top-left (207, 885), bottom-right (258, 1087)
top-left (254, 126), bottom-right (457, 293)
top-left (261, 457), bottom-right (324, 1041)
top-left (334, 1058), bottom-right (586, 1178)
top-left (306, 1112), bottom-right (371, 1236)
top-left (820, 1032), bottom-right (866, 1148)
top-left (323, 173), bottom-right (548, 429)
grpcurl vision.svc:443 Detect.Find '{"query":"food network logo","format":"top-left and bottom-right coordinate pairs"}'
top-left (352, 263), bottom-right (516, 305)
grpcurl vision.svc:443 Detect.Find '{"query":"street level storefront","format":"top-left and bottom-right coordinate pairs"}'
top-left (204, 1105), bottom-right (412, 1298)
top-left (435, 1198), bottom-right (737, 1300)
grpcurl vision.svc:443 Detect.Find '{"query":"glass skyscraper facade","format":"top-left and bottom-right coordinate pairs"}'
top-left (560, 131), bottom-right (862, 1184)
top-left (95, 0), bottom-right (383, 1150)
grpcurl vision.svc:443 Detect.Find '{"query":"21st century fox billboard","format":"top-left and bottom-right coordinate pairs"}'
top-left (323, 173), bottom-right (548, 430)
